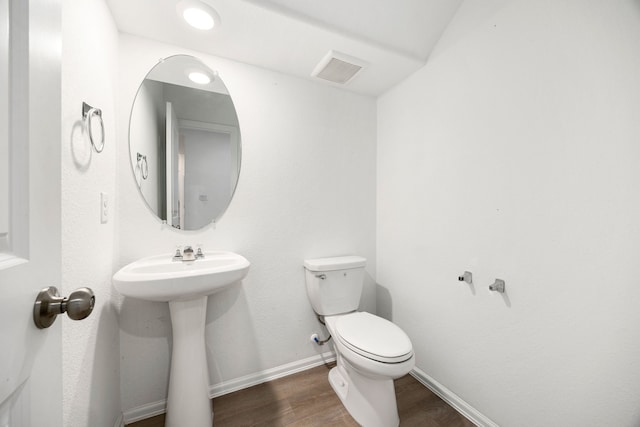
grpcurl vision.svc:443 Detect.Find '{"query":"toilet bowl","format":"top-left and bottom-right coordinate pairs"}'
top-left (326, 312), bottom-right (414, 379)
top-left (304, 256), bottom-right (415, 427)
top-left (325, 312), bottom-right (415, 427)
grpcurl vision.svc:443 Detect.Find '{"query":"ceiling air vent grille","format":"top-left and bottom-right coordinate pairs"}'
top-left (311, 51), bottom-right (367, 85)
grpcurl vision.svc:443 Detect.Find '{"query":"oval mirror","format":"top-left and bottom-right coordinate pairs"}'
top-left (128, 55), bottom-right (241, 230)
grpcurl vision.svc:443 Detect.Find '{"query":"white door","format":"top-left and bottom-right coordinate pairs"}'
top-left (0, 0), bottom-right (62, 425)
top-left (166, 101), bottom-right (180, 228)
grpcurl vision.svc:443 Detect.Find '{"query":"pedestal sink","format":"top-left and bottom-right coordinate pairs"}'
top-left (113, 251), bottom-right (250, 427)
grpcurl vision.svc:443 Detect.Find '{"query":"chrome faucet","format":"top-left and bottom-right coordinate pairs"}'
top-left (172, 245), bottom-right (204, 262)
top-left (489, 279), bottom-right (506, 293)
top-left (196, 247), bottom-right (205, 259)
top-left (182, 246), bottom-right (196, 261)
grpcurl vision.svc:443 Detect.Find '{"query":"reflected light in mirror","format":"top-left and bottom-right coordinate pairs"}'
top-left (188, 71), bottom-right (211, 85)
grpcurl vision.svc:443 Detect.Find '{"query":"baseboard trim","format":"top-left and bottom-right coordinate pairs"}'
top-left (410, 367), bottom-right (498, 427)
top-left (209, 351), bottom-right (336, 398)
top-left (113, 413), bottom-right (125, 427)
top-left (122, 351), bottom-right (336, 424)
top-left (122, 400), bottom-right (166, 425)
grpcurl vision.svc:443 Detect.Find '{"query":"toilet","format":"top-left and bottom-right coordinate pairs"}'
top-left (304, 256), bottom-right (415, 427)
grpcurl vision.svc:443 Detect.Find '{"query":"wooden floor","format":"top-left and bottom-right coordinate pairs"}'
top-left (128, 364), bottom-right (475, 427)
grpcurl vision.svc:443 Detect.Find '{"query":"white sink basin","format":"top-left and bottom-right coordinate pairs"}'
top-left (113, 250), bottom-right (250, 302)
top-left (113, 250), bottom-right (250, 427)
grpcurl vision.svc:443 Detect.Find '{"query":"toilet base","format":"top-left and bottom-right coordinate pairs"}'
top-left (328, 360), bottom-right (399, 427)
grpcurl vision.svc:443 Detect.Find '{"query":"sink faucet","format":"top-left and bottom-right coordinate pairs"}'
top-left (172, 245), bottom-right (205, 262)
top-left (196, 247), bottom-right (205, 259)
top-left (182, 246), bottom-right (196, 261)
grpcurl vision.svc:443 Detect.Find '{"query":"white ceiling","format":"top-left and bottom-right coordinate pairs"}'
top-left (106, 0), bottom-right (463, 96)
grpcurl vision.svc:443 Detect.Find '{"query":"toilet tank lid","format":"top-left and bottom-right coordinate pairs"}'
top-left (304, 256), bottom-right (366, 271)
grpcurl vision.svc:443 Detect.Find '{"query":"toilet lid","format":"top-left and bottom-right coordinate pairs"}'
top-left (335, 312), bottom-right (413, 363)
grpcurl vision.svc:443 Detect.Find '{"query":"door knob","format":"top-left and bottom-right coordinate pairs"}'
top-left (33, 286), bottom-right (95, 329)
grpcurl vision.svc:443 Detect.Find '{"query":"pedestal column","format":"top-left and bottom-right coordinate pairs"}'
top-left (166, 296), bottom-right (212, 427)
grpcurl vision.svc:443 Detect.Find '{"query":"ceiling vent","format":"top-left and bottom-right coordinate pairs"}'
top-left (311, 50), bottom-right (367, 85)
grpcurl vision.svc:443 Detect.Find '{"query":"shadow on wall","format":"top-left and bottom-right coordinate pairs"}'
top-left (119, 298), bottom-right (172, 338)
top-left (376, 283), bottom-right (393, 321)
top-left (118, 297), bottom-right (172, 408)
top-left (69, 119), bottom-right (94, 172)
top-left (205, 281), bottom-right (242, 323)
top-left (205, 283), bottom-right (262, 386)
top-left (82, 301), bottom-right (121, 426)
top-left (359, 272), bottom-right (378, 314)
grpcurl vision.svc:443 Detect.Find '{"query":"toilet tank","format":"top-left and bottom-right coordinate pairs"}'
top-left (304, 256), bottom-right (366, 316)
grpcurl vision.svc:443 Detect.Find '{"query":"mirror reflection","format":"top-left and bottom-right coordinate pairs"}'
top-left (129, 55), bottom-right (241, 230)
top-left (1, 2), bottom-right (9, 244)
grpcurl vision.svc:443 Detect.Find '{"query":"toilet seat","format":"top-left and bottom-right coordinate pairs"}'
top-left (333, 312), bottom-right (413, 364)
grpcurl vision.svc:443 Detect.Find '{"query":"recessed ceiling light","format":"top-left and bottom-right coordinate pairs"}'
top-left (176, 1), bottom-right (220, 31)
top-left (183, 7), bottom-right (214, 30)
top-left (188, 71), bottom-right (211, 85)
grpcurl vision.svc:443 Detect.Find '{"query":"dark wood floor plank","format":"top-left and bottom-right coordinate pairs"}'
top-left (127, 364), bottom-right (474, 427)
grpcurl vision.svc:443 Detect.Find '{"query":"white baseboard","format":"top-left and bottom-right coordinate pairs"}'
top-left (209, 351), bottom-right (336, 398)
top-left (122, 351), bottom-right (336, 425)
top-left (113, 413), bottom-right (125, 427)
top-left (410, 367), bottom-right (498, 427)
top-left (122, 400), bottom-right (166, 425)
top-left (123, 354), bottom-right (497, 426)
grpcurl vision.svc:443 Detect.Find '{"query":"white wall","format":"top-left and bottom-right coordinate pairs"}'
top-left (61, 0), bottom-right (121, 425)
top-left (116, 35), bottom-right (377, 414)
top-left (377, 1), bottom-right (640, 426)
top-left (129, 80), bottom-right (164, 216)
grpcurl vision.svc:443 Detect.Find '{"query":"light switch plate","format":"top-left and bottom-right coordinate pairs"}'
top-left (100, 192), bottom-right (108, 224)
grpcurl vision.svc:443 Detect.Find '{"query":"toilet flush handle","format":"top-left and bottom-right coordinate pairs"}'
top-left (315, 274), bottom-right (326, 280)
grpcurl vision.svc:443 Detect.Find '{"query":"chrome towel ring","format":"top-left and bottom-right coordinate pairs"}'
top-left (82, 102), bottom-right (104, 153)
top-left (137, 152), bottom-right (149, 180)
